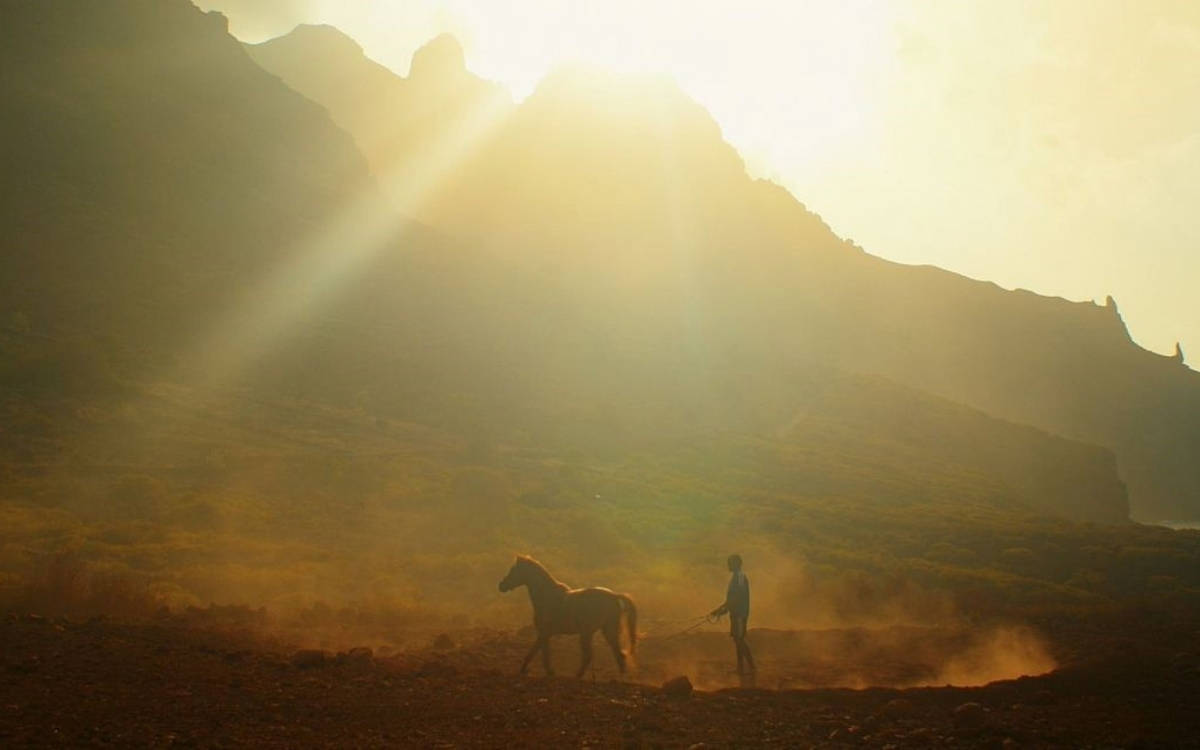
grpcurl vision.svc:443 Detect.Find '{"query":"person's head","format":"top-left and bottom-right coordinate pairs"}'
top-left (727, 554), bottom-right (743, 572)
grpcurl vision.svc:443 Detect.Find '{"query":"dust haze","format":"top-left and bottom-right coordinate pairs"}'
top-left (4, 1), bottom-right (1200, 707)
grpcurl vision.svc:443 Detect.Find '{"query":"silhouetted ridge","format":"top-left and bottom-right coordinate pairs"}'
top-left (410, 33), bottom-right (467, 79)
top-left (246, 26), bottom-right (510, 202)
top-left (248, 28), bottom-right (1200, 519)
top-left (411, 63), bottom-right (842, 274)
top-left (283, 23), bottom-right (367, 56)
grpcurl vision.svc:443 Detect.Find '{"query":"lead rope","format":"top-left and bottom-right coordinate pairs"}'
top-left (652, 613), bottom-right (721, 641)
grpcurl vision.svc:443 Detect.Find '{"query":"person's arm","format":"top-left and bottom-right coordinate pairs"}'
top-left (712, 574), bottom-right (736, 616)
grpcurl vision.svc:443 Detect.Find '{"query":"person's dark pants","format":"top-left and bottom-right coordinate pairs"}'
top-left (730, 615), bottom-right (755, 674)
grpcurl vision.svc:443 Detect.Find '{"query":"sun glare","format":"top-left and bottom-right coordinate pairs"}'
top-left (361, 0), bottom-right (897, 178)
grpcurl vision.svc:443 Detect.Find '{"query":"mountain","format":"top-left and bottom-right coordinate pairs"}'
top-left (247, 28), bottom-right (1200, 521)
top-left (245, 25), bottom-right (511, 207)
top-left (0, 0), bottom-right (370, 359)
top-left (0, 1), bottom-right (1134, 527)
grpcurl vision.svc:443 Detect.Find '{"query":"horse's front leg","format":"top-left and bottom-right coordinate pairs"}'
top-left (576, 630), bottom-right (595, 678)
top-left (541, 633), bottom-right (555, 676)
top-left (519, 634), bottom-right (548, 675)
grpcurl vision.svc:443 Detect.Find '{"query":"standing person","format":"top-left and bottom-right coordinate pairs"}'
top-left (710, 553), bottom-right (755, 676)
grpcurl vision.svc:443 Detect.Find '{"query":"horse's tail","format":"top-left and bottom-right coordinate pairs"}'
top-left (617, 593), bottom-right (637, 658)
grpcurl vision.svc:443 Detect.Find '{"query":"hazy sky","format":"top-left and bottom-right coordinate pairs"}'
top-left (200, 0), bottom-right (1199, 364)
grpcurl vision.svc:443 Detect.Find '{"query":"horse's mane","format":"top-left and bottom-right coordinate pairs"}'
top-left (519, 555), bottom-right (569, 592)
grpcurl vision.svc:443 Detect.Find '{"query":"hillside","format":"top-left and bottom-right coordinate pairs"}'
top-left (246, 25), bottom-right (1200, 522)
top-left (0, 0), bottom-right (370, 360)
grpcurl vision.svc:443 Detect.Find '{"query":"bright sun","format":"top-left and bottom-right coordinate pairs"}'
top-left (367, 0), bottom-right (898, 178)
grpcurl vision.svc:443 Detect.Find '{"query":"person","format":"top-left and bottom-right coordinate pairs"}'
top-left (710, 553), bottom-right (755, 676)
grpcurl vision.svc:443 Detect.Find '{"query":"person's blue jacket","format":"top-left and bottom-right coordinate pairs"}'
top-left (726, 570), bottom-right (750, 619)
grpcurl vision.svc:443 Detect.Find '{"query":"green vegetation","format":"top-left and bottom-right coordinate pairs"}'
top-left (2, 376), bottom-right (1197, 639)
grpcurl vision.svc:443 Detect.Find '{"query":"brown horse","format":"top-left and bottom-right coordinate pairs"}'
top-left (498, 555), bottom-right (637, 677)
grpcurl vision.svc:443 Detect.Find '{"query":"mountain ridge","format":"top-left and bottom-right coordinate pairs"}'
top-left (0, 0), bottom-right (1133, 524)
top-left (245, 24), bottom-right (1199, 520)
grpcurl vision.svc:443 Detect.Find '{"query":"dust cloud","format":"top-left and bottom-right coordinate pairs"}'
top-left (0, 543), bottom-right (1056, 691)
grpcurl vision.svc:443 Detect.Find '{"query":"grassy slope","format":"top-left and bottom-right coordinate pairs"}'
top-left (2, 374), bottom-right (1196, 638)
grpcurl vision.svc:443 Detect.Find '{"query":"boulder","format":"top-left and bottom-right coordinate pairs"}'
top-left (661, 675), bottom-right (693, 699)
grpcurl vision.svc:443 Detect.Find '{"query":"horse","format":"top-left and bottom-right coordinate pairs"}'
top-left (498, 555), bottom-right (637, 677)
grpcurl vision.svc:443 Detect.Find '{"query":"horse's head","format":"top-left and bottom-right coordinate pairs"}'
top-left (499, 555), bottom-right (532, 593)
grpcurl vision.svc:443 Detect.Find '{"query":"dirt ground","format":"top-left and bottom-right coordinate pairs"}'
top-left (1, 611), bottom-right (1198, 748)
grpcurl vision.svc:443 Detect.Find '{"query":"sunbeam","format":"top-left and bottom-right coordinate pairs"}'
top-left (179, 67), bottom-right (513, 390)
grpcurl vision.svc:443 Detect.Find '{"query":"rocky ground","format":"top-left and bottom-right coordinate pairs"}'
top-left (1, 612), bottom-right (1199, 748)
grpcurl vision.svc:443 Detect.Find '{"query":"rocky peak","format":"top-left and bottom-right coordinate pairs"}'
top-left (409, 33), bottom-right (467, 81)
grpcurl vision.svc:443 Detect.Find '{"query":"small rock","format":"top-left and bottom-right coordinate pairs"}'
top-left (7, 656), bottom-right (40, 674)
top-left (291, 649), bottom-right (329, 669)
top-left (416, 661), bottom-right (457, 678)
top-left (1028, 689), bottom-right (1056, 706)
top-left (661, 675), bottom-right (693, 699)
top-left (881, 698), bottom-right (916, 718)
top-left (1170, 652), bottom-right (1197, 674)
top-left (345, 646), bottom-right (373, 666)
top-left (952, 702), bottom-right (987, 731)
top-left (433, 633), bottom-right (455, 651)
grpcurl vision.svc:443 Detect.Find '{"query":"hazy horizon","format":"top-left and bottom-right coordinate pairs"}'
top-left (197, 0), bottom-right (1199, 368)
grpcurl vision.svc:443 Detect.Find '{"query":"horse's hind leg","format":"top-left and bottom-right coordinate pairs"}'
top-left (602, 621), bottom-right (626, 674)
top-left (576, 630), bottom-right (596, 678)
